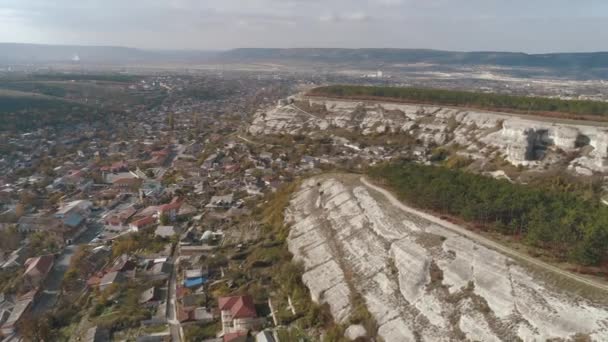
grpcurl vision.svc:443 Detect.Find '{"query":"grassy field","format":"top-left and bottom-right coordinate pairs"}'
top-left (0, 74), bottom-right (154, 131)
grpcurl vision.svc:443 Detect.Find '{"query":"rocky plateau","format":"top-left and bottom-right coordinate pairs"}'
top-left (286, 175), bottom-right (608, 341)
top-left (250, 97), bottom-right (608, 174)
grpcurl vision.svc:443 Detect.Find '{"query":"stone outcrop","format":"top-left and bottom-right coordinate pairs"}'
top-left (250, 97), bottom-right (608, 173)
top-left (286, 175), bottom-right (608, 341)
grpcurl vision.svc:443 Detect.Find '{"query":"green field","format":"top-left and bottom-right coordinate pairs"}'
top-left (0, 73), bottom-right (150, 131)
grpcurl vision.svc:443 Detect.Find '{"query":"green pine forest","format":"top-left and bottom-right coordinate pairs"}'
top-left (309, 85), bottom-right (608, 118)
top-left (368, 162), bottom-right (608, 267)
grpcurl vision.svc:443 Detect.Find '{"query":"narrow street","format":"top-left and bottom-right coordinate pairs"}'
top-left (31, 217), bottom-right (103, 314)
top-left (167, 245), bottom-right (182, 342)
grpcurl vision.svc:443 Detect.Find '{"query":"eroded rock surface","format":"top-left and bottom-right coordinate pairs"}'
top-left (250, 98), bottom-right (608, 173)
top-left (286, 175), bottom-right (608, 341)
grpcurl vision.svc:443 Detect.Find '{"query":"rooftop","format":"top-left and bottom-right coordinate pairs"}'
top-left (218, 295), bottom-right (257, 319)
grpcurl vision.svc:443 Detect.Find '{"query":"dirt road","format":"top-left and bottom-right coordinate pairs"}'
top-left (360, 177), bottom-right (608, 293)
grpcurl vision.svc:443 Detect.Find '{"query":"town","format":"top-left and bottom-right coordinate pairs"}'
top-left (2, 61), bottom-right (608, 341)
top-left (0, 70), bottom-right (411, 342)
top-left (3, 1), bottom-right (608, 340)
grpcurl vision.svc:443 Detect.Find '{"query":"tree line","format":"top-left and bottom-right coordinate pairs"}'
top-left (309, 85), bottom-right (608, 118)
top-left (368, 162), bottom-right (608, 266)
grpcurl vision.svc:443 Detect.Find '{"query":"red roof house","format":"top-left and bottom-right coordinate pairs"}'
top-left (129, 215), bottom-right (156, 230)
top-left (23, 255), bottom-right (54, 290)
top-left (223, 331), bottom-right (248, 342)
top-left (218, 295), bottom-right (260, 335)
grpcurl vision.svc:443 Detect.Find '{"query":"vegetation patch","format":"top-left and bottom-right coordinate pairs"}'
top-left (368, 162), bottom-right (608, 267)
top-left (309, 85), bottom-right (608, 121)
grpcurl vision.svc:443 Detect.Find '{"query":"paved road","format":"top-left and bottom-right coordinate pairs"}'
top-left (31, 220), bottom-right (103, 314)
top-left (167, 247), bottom-right (182, 342)
top-left (360, 177), bottom-right (608, 293)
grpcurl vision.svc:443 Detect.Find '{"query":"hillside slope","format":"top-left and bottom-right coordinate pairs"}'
top-left (287, 175), bottom-right (608, 341)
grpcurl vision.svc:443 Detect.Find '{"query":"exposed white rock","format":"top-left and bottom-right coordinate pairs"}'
top-left (287, 175), bottom-right (608, 341)
top-left (345, 324), bottom-right (367, 340)
top-left (253, 98), bottom-right (608, 172)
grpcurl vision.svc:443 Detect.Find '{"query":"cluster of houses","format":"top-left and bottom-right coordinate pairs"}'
top-left (0, 255), bottom-right (54, 335)
top-left (0, 74), bottom-right (410, 342)
top-left (0, 125), bottom-right (351, 341)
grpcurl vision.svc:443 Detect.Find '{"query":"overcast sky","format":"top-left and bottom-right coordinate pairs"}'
top-left (1, 0), bottom-right (607, 52)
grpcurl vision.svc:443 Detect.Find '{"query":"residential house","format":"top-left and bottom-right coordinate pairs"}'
top-left (139, 287), bottom-right (161, 307)
top-left (55, 199), bottom-right (93, 218)
top-left (206, 194), bottom-right (235, 209)
top-left (136, 335), bottom-right (170, 342)
top-left (223, 331), bottom-right (249, 342)
top-left (0, 294), bottom-right (14, 329)
top-left (183, 269), bottom-right (207, 289)
top-left (182, 293), bottom-right (207, 308)
top-left (103, 205), bottom-right (136, 227)
top-left (179, 244), bottom-right (216, 257)
top-left (178, 306), bottom-right (214, 324)
top-left (129, 216), bottom-right (157, 231)
top-left (17, 215), bottom-right (69, 242)
top-left (83, 326), bottom-right (111, 342)
top-left (157, 198), bottom-right (182, 222)
top-left (218, 295), bottom-right (259, 335)
top-left (81, 246), bottom-right (111, 275)
top-left (112, 177), bottom-right (143, 192)
top-left (255, 331), bottom-right (276, 342)
top-left (55, 199), bottom-right (92, 229)
top-left (139, 180), bottom-right (164, 204)
top-left (201, 153), bottom-right (220, 170)
top-left (193, 307), bottom-right (214, 323)
top-left (258, 152), bottom-right (273, 163)
top-left (109, 254), bottom-right (136, 273)
top-left (0, 291), bottom-right (35, 336)
top-left (224, 164), bottom-right (240, 174)
top-left (300, 156), bottom-right (319, 170)
top-left (23, 255), bottom-right (54, 291)
top-left (177, 202), bottom-right (197, 219)
top-left (62, 169), bottom-right (88, 187)
top-left (99, 271), bottom-right (125, 291)
top-left (149, 260), bottom-right (171, 277)
top-left (1, 247), bottom-right (28, 270)
top-left (155, 226), bottom-right (176, 239)
top-left (100, 160), bottom-right (129, 173)
top-left (105, 172), bottom-right (142, 192)
top-left (144, 148), bottom-right (170, 166)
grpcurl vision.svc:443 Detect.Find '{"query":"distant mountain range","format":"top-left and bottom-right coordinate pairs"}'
top-left (0, 43), bottom-right (218, 64)
top-left (2, 43), bottom-right (608, 72)
top-left (220, 48), bottom-right (608, 70)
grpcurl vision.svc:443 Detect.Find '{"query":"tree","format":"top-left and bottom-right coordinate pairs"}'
top-left (369, 162), bottom-right (608, 266)
top-left (17, 314), bottom-right (52, 341)
top-left (0, 225), bottom-right (21, 251)
top-left (168, 113), bottom-right (175, 130)
top-left (159, 213), bottom-right (170, 225)
top-left (14, 203), bottom-right (25, 219)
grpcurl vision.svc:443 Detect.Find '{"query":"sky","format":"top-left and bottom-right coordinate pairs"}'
top-left (1, 0), bottom-right (607, 53)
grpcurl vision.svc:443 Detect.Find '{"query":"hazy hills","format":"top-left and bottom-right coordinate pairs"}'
top-left (221, 48), bottom-right (608, 69)
top-left (2, 43), bottom-right (608, 75)
top-left (0, 43), bottom-right (217, 64)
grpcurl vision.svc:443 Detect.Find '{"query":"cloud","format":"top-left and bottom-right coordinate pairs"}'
top-left (343, 11), bottom-right (371, 21)
top-left (372, 0), bottom-right (403, 5)
top-left (0, 0), bottom-right (607, 51)
top-left (319, 11), bottom-right (371, 23)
